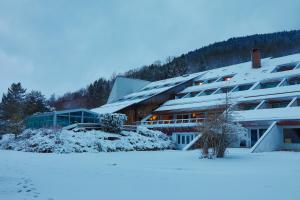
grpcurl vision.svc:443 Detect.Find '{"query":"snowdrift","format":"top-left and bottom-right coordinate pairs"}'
top-left (0, 127), bottom-right (174, 153)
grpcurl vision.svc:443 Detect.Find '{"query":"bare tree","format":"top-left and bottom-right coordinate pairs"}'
top-left (196, 89), bottom-right (247, 158)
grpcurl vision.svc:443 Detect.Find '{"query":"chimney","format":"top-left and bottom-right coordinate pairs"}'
top-left (251, 48), bottom-right (261, 68)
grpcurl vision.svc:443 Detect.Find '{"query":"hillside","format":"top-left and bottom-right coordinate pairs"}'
top-left (52, 30), bottom-right (300, 110)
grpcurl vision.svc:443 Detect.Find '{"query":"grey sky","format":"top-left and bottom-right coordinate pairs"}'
top-left (0, 0), bottom-right (299, 97)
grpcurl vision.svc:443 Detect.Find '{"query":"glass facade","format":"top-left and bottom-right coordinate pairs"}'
top-left (26, 109), bottom-right (99, 129)
top-left (26, 114), bottom-right (54, 129)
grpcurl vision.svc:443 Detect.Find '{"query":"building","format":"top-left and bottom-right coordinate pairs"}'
top-left (26, 109), bottom-right (99, 129)
top-left (93, 50), bottom-right (300, 152)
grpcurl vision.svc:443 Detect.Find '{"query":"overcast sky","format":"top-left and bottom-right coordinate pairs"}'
top-left (0, 0), bottom-right (299, 98)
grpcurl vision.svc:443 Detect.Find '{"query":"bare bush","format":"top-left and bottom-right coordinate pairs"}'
top-left (197, 92), bottom-right (247, 158)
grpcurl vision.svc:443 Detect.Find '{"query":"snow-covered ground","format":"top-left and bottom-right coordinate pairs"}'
top-left (0, 127), bottom-right (173, 153)
top-left (0, 149), bottom-right (299, 200)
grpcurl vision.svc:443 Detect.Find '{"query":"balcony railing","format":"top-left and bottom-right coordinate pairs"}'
top-left (136, 118), bottom-right (204, 126)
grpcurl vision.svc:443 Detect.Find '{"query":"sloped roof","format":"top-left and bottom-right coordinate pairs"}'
top-left (155, 53), bottom-right (300, 112)
top-left (91, 72), bottom-right (203, 114)
top-left (107, 76), bottom-right (150, 104)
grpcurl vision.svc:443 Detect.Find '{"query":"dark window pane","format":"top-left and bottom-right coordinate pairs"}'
top-left (186, 136), bottom-right (190, 144)
top-left (182, 136), bottom-right (185, 144)
top-left (284, 128), bottom-right (300, 143)
top-left (259, 129), bottom-right (267, 137)
top-left (251, 129), bottom-right (258, 146)
top-left (177, 135), bottom-right (181, 144)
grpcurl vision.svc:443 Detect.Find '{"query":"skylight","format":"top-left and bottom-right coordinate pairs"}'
top-left (236, 102), bottom-right (260, 111)
top-left (231, 84), bottom-right (253, 92)
top-left (216, 87), bottom-right (234, 94)
top-left (255, 80), bottom-right (281, 90)
top-left (198, 89), bottom-right (216, 96)
top-left (259, 99), bottom-right (292, 109)
top-left (272, 63), bottom-right (297, 73)
top-left (217, 75), bottom-right (235, 82)
top-left (287, 76), bottom-right (300, 86)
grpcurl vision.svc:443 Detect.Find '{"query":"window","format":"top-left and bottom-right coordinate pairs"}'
top-left (199, 89), bottom-right (216, 96)
top-left (250, 128), bottom-right (267, 147)
top-left (232, 84), bottom-right (253, 92)
top-left (186, 135), bottom-right (190, 144)
top-left (206, 78), bottom-right (218, 83)
top-left (191, 134), bottom-right (194, 141)
top-left (191, 112), bottom-right (205, 119)
top-left (264, 99), bottom-right (291, 109)
top-left (177, 135), bottom-right (181, 144)
top-left (175, 93), bottom-right (187, 99)
top-left (217, 87), bottom-right (234, 94)
top-left (259, 129), bottom-right (267, 137)
top-left (297, 99), bottom-right (300, 107)
top-left (237, 102), bottom-right (259, 110)
top-left (217, 75), bottom-right (234, 82)
top-left (272, 63), bottom-right (296, 73)
top-left (190, 92), bottom-right (200, 97)
top-left (251, 129), bottom-right (258, 147)
top-left (182, 136), bottom-right (185, 144)
top-left (159, 115), bottom-right (173, 120)
top-left (176, 114), bottom-right (189, 120)
top-left (194, 80), bottom-right (204, 86)
top-left (287, 76), bottom-right (300, 86)
top-left (257, 80), bottom-right (281, 89)
top-left (261, 81), bottom-right (280, 89)
top-left (284, 128), bottom-right (300, 143)
top-left (149, 115), bottom-right (158, 121)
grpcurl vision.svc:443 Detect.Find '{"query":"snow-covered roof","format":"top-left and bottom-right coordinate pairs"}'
top-left (30, 108), bottom-right (98, 117)
top-left (92, 72), bottom-right (204, 114)
top-left (155, 53), bottom-right (300, 112)
top-left (107, 76), bottom-right (150, 104)
top-left (233, 106), bottom-right (300, 122)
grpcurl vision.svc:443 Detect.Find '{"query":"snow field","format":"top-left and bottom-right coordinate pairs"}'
top-left (0, 149), bottom-right (299, 200)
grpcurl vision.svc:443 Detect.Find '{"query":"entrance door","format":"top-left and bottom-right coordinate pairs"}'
top-left (173, 133), bottom-right (196, 150)
top-left (250, 128), bottom-right (267, 147)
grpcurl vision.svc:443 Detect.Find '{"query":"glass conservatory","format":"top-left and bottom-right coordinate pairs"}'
top-left (26, 109), bottom-right (99, 129)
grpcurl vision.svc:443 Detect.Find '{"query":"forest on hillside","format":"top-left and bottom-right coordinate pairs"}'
top-left (9, 30), bottom-right (300, 111)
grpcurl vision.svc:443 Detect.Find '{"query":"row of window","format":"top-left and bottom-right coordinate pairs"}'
top-left (149, 97), bottom-right (300, 123)
top-left (194, 74), bottom-right (234, 86)
top-left (177, 75), bottom-right (300, 99)
top-left (150, 110), bottom-right (223, 122)
top-left (142, 81), bottom-right (182, 91)
top-left (117, 93), bottom-right (154, 102)
top-left (177, 134), bottom-right (195, 145)
top-left (236, 97), bottom-right (300, 111)
top-left (174, 128), bottom-right (300, 147)
top-left (192, 62), bottom-right (299, 87)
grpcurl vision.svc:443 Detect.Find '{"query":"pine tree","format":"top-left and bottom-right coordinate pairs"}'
top-left (24, 91), bottom-right (51, 116)
top-left (0, 83), bottom-right (26, 135)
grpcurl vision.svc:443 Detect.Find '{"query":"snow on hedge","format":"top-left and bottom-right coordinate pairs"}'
top-left (0, 127), bottom-right (174, 153)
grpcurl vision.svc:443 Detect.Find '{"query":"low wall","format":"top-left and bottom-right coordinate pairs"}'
top-left (251, 122), bottom-right (282, 153)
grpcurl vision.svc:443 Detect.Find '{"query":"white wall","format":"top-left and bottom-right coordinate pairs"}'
top-left (251, 122), bottom-right (283, 153)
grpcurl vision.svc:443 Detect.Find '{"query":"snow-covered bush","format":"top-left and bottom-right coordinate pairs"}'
top-left (0, 127), bottom-right (174, 153)
top-left (137, 126), bottom-right (169, 140)
top-left (99, 113), bottom-right (127, 134)
top-left (0, 133), bottom-right (15, 150)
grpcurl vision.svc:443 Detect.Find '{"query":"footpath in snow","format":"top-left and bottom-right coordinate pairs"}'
top-left (0, 149), bottom-right (300, 200)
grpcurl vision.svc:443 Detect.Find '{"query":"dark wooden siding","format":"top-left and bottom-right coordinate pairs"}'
top-left (119, 78), bottom-right (196, 124)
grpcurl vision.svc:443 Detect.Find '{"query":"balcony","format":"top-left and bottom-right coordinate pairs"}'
top-left (136, 118), bottom-right (205, 128)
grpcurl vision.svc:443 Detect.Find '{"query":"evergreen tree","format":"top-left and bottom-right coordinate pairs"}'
top-left (24, 91), bottom-right (51, 116)
top-left (0, 83), bottom-right (26, 135)
top-left (48, 94), bottom-right (56, 108)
